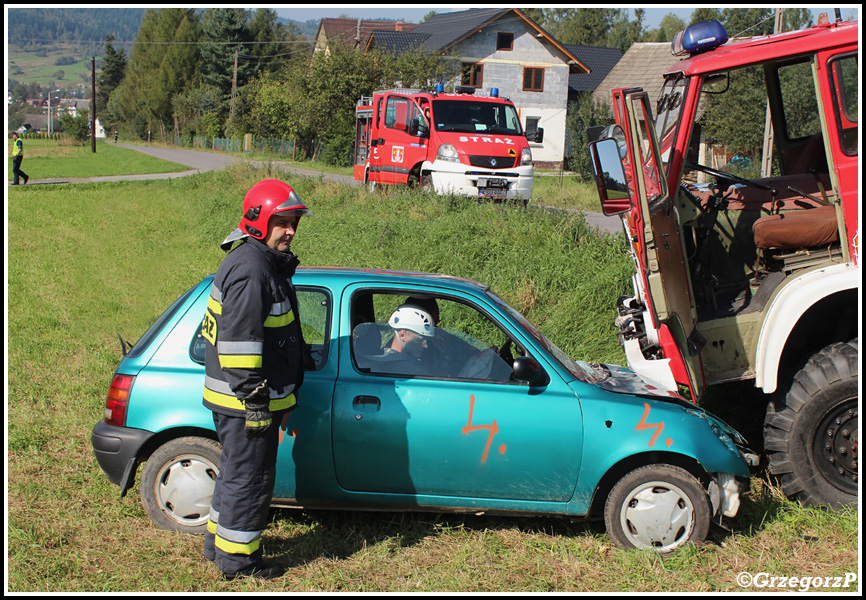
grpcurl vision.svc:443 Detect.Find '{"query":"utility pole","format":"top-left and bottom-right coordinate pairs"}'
top-left (230, 48), bottom-right (238, 118)
top-left (91, 56), bottom-right (97, 153)
top-left (760, 8), bottom-right (784, 177)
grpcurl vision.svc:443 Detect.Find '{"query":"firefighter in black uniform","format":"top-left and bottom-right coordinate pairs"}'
top-left (201, 179), bottom-right (311, 580)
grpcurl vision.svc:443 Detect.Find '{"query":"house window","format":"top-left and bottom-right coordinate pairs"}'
top-left (496, 32), bottom-right (514, 51)
top-left (523, 68), bottom-right (544, 92)
top-left (462, 63), bottom-right (483, 87)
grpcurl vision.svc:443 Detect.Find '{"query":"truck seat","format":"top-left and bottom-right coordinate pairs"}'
top-left (752, 205), bottom-right (838, 249)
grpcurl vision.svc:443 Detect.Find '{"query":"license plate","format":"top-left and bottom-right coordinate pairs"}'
top-left (479, 188), bottom-right (507, 198)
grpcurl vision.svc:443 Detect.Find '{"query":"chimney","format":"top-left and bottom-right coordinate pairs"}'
top-left (396, 21), bottom-right (403, 32)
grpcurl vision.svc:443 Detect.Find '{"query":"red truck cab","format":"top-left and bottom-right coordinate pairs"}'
top-left (355, 85), bottom-right (541, 201)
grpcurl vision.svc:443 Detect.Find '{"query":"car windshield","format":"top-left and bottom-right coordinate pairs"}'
top-left (486, 290), bottom-right (606, 384)
top-left (432, 100), bottom-right (523, 135)
top-left (654, 74), bottom-right (689, 173)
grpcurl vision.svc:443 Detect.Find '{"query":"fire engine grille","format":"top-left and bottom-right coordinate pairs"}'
top-left (468, 155), bottom-right (517, 169)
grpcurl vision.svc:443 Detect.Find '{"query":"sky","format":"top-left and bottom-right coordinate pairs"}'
top-left (273, 5), bottom-right (859, 30)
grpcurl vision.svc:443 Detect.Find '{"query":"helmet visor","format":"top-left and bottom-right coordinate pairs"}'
top-left (275, 190), bottom-right (312, 217)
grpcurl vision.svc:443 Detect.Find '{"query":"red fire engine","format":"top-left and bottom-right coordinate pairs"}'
top-left (354, 85), bottom-right (542, 201)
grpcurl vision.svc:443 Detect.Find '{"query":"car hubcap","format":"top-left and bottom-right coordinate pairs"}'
top-left (155, 453), bottom-right (218, 528)
top-left (620, 481), bottom-right (695, 551)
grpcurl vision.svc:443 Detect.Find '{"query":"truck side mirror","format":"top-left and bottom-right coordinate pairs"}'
top-left (512, 356), bottom-right (549, 386)
top-left (588, 137), bottom-right (633, 216)
top-left (408, 118), bottom-right (429, 138)
top-left (527, 127), bottom-right (544, 143)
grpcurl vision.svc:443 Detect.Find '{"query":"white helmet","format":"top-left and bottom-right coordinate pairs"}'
top-left (388, 305), bottom-right (435, 337)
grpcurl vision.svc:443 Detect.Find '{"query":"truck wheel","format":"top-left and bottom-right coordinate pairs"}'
top-left (140, 437), bottom-right (221, 533)
top-left (764, 340), bottom-right (858, 508)
top-left (604, 464), bottom-right (711, 552)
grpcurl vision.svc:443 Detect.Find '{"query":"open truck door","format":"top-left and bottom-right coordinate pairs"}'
top-left (590, 88), bottom-right (705, 399)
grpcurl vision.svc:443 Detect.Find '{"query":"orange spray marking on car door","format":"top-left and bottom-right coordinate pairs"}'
top-left (462, 394), bottom-right (503, 463)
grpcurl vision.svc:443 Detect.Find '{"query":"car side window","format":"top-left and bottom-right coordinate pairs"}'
top-left (190, 286), bottom-right (332, 371)
top-left (350, 291), bottom-right (526, 382)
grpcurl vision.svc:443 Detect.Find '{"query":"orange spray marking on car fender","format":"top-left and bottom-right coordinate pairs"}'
top-left (635, 403), bottom-right (672, 448)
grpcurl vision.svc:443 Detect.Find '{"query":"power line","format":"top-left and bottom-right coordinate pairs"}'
top-left (11, 37), bottom-right (313, 46)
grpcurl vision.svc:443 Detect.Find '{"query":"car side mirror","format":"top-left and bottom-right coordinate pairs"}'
top-left (588, 137), bottom-right (632, 216)
top-left (512, 356), bottom-right (549, 386)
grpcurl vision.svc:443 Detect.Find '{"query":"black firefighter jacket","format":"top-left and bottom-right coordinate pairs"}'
top-left (202, 238), bottom-right (305, 418)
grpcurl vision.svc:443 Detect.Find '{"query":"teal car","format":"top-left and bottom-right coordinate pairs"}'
top-left (92, 268), bottom-right (756, 552)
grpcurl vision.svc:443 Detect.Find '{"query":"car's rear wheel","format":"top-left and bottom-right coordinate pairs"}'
top-left (604, 464), bottom-right (711, 552)
top-left (140, 437), bottom-right (220, 533)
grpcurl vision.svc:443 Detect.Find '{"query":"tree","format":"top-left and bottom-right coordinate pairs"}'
top-left (58, 109), bottom-right (91, 144)
top-left (542, 8), bottom-right (619, 46)
top-left (648, 13), bottom-right (685, 43)
top-left (96, 34), bottom-right (127, 119)
top-left (200, 8), bottom-right (253, 106)
top-left (108, 8), bottom-right (201, 139)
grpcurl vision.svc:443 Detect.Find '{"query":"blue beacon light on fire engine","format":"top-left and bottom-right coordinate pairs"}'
top-left (671, 20), bottom-right (729, 56)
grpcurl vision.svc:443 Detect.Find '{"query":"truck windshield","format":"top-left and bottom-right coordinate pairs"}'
top-left (432, 100), bottom-right (524, 135)
top-left (654, 75), bottom-right (689, 173)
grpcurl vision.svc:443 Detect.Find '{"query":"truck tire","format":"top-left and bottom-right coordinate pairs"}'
top-left (140, 436), bottom-right (221, 533)
top-left (764, 339), bottom-right (858, 508)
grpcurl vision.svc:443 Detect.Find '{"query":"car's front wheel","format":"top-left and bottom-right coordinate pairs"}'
top-left (604, 464), bottom-right (711, 552)
top-left (140, 436), bottom-right (221, 533)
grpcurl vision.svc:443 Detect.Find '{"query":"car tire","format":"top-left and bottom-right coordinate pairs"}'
top-left (604, 464), bottom-right (711, 552)
top-left (764, 339), bottom-right (858, 508)
top-left (140, 436), bottom-right (221, 534)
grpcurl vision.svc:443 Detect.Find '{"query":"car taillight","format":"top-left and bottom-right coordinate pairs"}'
top-left (105, 374), bottom-right (134, 426)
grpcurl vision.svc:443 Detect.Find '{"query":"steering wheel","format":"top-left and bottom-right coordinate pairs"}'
top-left (685, 161), bottom-right (776, 195)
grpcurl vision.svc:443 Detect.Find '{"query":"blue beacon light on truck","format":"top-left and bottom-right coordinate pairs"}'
top-left (671, 20), bottom-right (729, 56)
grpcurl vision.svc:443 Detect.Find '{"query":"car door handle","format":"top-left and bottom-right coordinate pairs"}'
top-left (353, 395), bottom-right (380, 408)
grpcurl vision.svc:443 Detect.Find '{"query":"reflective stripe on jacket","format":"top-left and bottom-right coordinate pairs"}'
top-left (202, 239), bottom-right (305, 417)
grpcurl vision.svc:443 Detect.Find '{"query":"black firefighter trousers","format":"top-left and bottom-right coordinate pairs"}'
top-left (204, 411), bottom-right (280, 575)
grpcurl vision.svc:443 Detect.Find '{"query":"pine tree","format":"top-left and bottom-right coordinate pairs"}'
top-left (96, 35), bottom-right (127, 118)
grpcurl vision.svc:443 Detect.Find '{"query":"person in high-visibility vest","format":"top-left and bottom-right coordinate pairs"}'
top-left (201, 179), bottom-right (311, 581)
top-left (11, 133), bottom-right (29, 185)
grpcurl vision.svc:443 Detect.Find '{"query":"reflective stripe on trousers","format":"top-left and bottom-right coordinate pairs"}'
top-left (203, 411), bottom-right (281, 575)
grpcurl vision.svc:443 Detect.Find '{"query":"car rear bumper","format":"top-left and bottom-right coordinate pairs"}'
top-left (91, 420), bottom-right (154, 497)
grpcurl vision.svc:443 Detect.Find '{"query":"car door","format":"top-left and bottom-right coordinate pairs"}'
top-left (378, 94), bottom-right (429, 185)
top-left (331, 284), bottom-right (583, 503)
top-left (615, 89), bottom-right (705, 394)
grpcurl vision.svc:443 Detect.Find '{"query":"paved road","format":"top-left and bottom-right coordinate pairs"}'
top-left (16, 143), bottom-right (623, 235)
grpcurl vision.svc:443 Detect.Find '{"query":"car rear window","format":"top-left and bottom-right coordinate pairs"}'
top-left (127, 285), bottom-right (198, 359)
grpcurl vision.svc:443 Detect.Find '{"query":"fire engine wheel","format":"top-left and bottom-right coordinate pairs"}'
top-left (140, 436), bottom-right (221, 533)
top-left (364, 171), bottom-right (377, 193)
top-left (764, 339), bottom-right (858, 508)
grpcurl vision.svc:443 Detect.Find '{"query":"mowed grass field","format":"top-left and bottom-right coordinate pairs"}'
top-left (6, 157), bottom-right (859, 592)
top-left (7, 138), bottom-right (190, 180)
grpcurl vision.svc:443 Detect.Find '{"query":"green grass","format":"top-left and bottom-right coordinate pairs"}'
top-left (6, 163), bottom-right (859, 592)
top-left (7, 138), bottom-right (190, 179)
top-left (8, 44), bottom-right (93, 87)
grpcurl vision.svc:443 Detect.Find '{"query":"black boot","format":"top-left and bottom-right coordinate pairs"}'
top-left (223, 562), bottom-right (285, 581)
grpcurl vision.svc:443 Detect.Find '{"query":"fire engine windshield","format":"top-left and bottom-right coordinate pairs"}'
top-left (431, 100), bottom-right (523, 135)
top-left (654, 75), bottom-right (689, 173)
